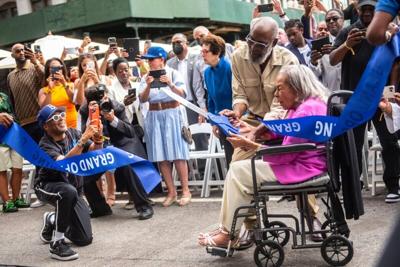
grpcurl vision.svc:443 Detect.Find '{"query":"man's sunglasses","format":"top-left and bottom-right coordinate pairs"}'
top-left (46, 112), bottom-right (66, 123)
top-left (245, 34), bottom-right (270, 50)
top-left (325, 17), bottom-right (341, 23)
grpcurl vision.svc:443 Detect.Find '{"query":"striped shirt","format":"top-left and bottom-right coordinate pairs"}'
top-left (7, 62), bottom-right (44, 126)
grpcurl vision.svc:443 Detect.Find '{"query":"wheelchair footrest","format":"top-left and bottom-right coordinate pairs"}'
top-left (206, 246), bottom-right (228, 257)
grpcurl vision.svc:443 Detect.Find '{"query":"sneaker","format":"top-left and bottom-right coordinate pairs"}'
top-left (2, 200), bottom-right (18, 213)
top-left (124, 200), bottom-right (135, 210)
top-left (50, 239), bottom-right (79, 261)
top-left (385, 193), bottom-right (400, 203)
top-left (30, 199), bottom-right (46, 208)
top-left (14, 198), bottom-right (30, 208)
top-left (40, 212), bottom-right (54, 243)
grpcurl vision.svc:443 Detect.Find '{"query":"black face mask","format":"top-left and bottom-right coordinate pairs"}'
top-left (173, 43), bottom-right (184, 55)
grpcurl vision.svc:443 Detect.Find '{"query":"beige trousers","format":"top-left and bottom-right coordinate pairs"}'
top-left (230, 114), bottom-right (320, 219)
top-left (219, 159), bottom-right (277, 232)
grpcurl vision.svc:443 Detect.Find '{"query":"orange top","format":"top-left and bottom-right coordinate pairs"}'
top-left (43, 83), bottom-right (78, 128)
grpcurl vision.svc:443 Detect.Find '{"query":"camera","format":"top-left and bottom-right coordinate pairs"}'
top-left (85, 84), bottom-right (113, 112)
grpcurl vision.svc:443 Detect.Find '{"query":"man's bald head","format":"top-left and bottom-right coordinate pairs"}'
top-left (172, 33), bottom-right (188, 42)
top-left (193, 26), bottom-right (210, 40)
top-left (11, 43), bottom-right (26, 63)
top-left (250, 17), bottom-right (278, 40)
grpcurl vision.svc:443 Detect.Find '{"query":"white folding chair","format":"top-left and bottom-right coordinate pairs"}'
top-left (169, 123), bottom-right (227, 197)
top-left (21, 160), bottom-right (36, 204)
top-left (368, 126), bottom-right (384, 196)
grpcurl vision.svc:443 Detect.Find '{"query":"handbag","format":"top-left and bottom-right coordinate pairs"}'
top-left (181, 126), bottom-right (193, 144)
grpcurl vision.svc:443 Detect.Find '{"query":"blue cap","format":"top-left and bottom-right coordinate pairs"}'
top-left (141, 46), bottom-right (167, 60)
top-left (37, 104), bottom-right (65, 128)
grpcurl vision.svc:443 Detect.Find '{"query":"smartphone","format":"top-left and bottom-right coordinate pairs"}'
top-left (123, 37), bottom-right (140, 61)
top-left (50, 66), bottom-right (62, 80)
top-left (258, 3), bottom-right (274, 12)
top-left (311, 36), bottom-right (331, 52)
top-left (83, 32), bottom-right (90, 38)
top-left (33, 45), bottom-right (41, 53)
top-left (65, 47), bottom-right (78, 54)
top-left (128, 88), bottom-right (136, 97)
top-left (108, 37), bottom-right (117, 48)
top-left (89, 105), bottom-right (100, 129)
top-left (24, 43), bottom-right (32, 51)
top-left (383, 85), bottom-right (396, 100)
top-left (89, 45), bottom-right (100, 51)
top-left (149, 69), bottom-right (166, 79)
top-left (86, 61), bottom-right (95, 70)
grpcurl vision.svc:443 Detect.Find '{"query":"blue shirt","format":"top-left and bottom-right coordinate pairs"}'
top-left (376, 0), bottom-right (400, 17)
top-left (204, 57), bottom-right (233, 115)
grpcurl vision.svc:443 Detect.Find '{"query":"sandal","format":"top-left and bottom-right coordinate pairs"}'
top-left (162, 195), bottom-right (177, 207)
top-left (178, 194), bottom-right (192, 206)
top-left (198, 227), bottom-right (230, 248)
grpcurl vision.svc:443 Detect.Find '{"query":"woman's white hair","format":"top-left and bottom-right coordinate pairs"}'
top-left (279, 65), bottom-right (330, 103)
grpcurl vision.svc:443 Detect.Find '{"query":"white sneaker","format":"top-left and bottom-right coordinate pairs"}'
top-left (30, 199), bottom-right (46, 208)
top-left (385, 193), bottom-right (400, 203)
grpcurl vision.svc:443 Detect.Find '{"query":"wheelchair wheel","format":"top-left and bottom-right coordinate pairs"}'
top-left (321, 235), bottom-right (353, 266)
top-left (254, 240), bottom-right (284, 267)
top-left (263, 221), bottom-right (290, 247)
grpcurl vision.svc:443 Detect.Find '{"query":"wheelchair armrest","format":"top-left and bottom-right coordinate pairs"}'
top-left (255, 143), bottom-right (319, 157)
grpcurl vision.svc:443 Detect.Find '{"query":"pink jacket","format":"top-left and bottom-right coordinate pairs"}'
top-left (263, 97), bottom-right (327, 184)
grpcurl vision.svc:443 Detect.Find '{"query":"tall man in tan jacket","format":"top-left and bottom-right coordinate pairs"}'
top-left (220, 17), bottom-right (323, 242)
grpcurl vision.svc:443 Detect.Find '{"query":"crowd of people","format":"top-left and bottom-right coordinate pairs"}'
top-left (0, 0), bottom-right (399, 262)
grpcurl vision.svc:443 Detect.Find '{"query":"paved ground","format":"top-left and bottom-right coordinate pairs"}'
top-left (0, 189), bottom-right (398, 267)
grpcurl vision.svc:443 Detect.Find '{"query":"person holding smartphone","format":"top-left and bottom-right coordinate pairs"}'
top-left (309, 9), bottom-right (345, 92)
top-left (330, 0), bottom-right (400, 203)
top-left (38, 58), bottom-right (78, 128)
top-left (138, 46), bottom-right (191, 207)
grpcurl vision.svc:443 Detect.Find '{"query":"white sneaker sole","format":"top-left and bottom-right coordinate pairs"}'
top-left (50, 252), bottom-right (79, 261)
top-left (385, 198), bottom-right (400, 203)
top-left (40, 212), bottom-right (52, 244)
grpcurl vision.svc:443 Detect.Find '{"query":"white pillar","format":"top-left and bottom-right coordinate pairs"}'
top-left (16, 0), bottom-right (32, 16)
top-left (48, 0), bottom-right (67, 5)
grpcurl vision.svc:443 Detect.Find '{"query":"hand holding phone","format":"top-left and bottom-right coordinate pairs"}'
top-left (383, 85), bottom-right (396, 100)
top-left (89, 104), bottom-right (100, 129)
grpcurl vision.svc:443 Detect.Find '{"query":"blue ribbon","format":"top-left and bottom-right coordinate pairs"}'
top-left (0, 123), bottom-right (161, 194)
top-left (209, 34), bottom-right (400, 142)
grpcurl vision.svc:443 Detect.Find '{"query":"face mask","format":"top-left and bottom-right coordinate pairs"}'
top-left (173, 43), bottom-right (184, 55)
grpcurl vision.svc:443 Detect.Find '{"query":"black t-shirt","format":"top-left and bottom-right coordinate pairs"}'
top-left (38, 128), bottom-right (91, 186)
top-left (333, 20), bottom-right (375, 91)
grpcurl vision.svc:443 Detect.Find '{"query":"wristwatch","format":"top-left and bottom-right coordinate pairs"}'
top-left (76, 139), bottom-right (85, 148)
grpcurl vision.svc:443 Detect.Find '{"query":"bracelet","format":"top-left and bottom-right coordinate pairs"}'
top-left (344, 41), bottom-right (355, 56)
top-left (279, 12), bottom-right (286, 18)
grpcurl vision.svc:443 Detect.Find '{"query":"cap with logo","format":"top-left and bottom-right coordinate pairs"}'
top-left (37, 104), bottom-right (65, 128)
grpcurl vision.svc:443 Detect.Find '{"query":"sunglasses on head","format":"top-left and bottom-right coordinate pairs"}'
top-left (46, 112), bottom-right (66, 123)
top-left (325, 16), bottom-right (340, 23)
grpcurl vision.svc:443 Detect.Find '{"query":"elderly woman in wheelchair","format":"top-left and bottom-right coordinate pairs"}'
top-left (198, 65), bottom-right (354, 266)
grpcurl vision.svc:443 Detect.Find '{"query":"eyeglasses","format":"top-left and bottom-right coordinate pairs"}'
top-left (325, 16), bottom-right (340, 23)
top-left (14, 48), bottom-right (24, 53)
top-left (245, 34), bottom-right (270, 50)
top-left (46, 112), bottom-right (66, 123)
top-left (318, 27), bottom-right (328, 32)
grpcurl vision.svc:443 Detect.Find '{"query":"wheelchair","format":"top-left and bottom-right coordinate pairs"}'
top-left (206, 91), bottom-right (359, 266)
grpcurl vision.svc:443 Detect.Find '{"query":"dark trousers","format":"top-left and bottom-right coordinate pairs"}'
top-left (84, 166), bottom-right (150, 213)
top-left (22, 121), bottom-right (43, 143)
top-left (220, 133), bottom-right (234, 168)
top-left (36, 182), bottom-right (92, 246)
top-left (353, 109), bottom-right (400, 194)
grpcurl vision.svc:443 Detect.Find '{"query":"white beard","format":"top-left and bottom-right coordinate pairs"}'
top-left (250, 46), bottom-right (273, 65)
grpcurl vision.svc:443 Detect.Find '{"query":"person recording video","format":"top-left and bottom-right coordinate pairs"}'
top-left (79, 84), bottom-right (154, 220)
